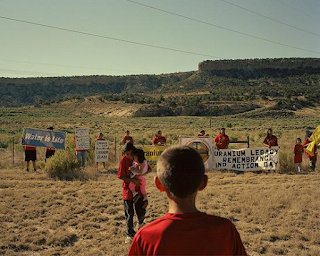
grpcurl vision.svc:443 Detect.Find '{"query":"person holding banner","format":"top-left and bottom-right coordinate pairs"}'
top-left (96, 133), bottom-right (107, 171)
top-left (22, 137), bottom-right (37, 172)
top-left (74, 137), bottom-right (86, 167)
top-left (303, 131), bottom-right (317, 172)
top-left (118, 142), bottom-right (147, 244)
top-left (152, 131), bottom-right (166, 146)
top-left (214, 128), bottom-right (229, 149)
top-left (263, 128), bottom-right (278, 148)
top-left (122, 130), bottom-right (134, 145)
top-left (45, 126), bottom-right (55, 162)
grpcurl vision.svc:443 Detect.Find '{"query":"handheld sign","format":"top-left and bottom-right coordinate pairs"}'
top-left (75, 128), bottom-right (90, 150)
top-left (95, 140), bottom-right (109, 163)
top-left (22, 128), bottom-right (66, 149)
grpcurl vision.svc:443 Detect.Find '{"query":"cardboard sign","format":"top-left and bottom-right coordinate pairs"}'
top-left (95, 140), bottom-right (109, 163)
top-left (213, 147), bottom-right (280, 171)
top-left (22, 128), bottom-right (66, 149)
top-left (180, 136), bottom-right (213, 170)
top-left (75, 128), bottom-right (90, 150)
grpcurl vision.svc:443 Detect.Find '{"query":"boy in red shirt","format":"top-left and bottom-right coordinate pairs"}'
top-left (129, 146), bottom-right (247, 255)
top-left (294, 138), bottom-right (303, 173)
top-left (214, 128), bottom-right (230, 149)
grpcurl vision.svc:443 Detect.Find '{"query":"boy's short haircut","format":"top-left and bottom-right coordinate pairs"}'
top-left (157, 146), bottom-right (205, 198)
top-left (123, 142), bottom-right (135, 153)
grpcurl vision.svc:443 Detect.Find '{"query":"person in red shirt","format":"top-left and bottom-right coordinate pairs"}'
top-left (214, 128), bottom-right (230, 149)
top-left (303, 131), bottom-right (317, 172)
top-left (118, 142), bottom-right (147, 244)
top-left (122, 130), bottom-right (134, 145)
top-left (129, 146), bottom-right (247, 256)
top-left (21, 137), bottom-right (37, 172)
top-left (152, 131), bottom-right (166, 146)
top-left (45, 126), bottom-right (55, 162)
top-left (294, 138), bottom-right (303, 173)
top-left (263, 128), bottom-right (278, 148)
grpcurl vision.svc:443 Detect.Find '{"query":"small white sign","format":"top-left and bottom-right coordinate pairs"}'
top-left (95, 140), bottom-right (109, 163)
top-left (75, 128), bottom-right (90, 150)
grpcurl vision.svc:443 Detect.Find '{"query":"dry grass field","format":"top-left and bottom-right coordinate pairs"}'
top-left (1, 168), bottom-right (320, 256)
top-left (1, 102), bottom-right (320, 255)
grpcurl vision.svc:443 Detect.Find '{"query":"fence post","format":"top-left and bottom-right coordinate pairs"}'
top-left (114, 137), bottom-right (117, 164)
top-left (210, 117), bottom-right (212, 128)
top-left (12, 137), bottom-right (15, 165)
top-left (247, 136), bottom-right (250, 148)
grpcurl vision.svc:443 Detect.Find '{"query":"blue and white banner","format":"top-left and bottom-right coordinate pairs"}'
top-left (22, 128), bottom-right (66, 149)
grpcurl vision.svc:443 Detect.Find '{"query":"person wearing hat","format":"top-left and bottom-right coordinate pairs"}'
top-left (121, 130), bottom-right (134, 145)
top-left (303, 130), bottom-right (317, 172)
top-left (45, 126), bottom-right (56, 162)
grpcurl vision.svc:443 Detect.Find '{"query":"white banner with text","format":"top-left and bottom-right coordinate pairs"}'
top-left (213, 147), bottom-right (279, 171)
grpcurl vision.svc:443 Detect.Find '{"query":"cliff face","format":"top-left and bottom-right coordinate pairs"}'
top-left (198, 58), bottom-right (320, 72)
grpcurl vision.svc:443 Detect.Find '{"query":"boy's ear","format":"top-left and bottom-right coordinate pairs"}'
top-left (154, 176), bottom-right (166, 192)
top-left (198, 174), bottom-right (208, 191)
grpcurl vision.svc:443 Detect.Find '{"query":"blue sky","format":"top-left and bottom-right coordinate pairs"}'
top-left (1, 0), bottom-right (319, 77)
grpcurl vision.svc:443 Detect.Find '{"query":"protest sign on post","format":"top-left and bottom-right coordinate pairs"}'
top-left (22, 128), bottom-right (66, 149)
top-left (180, 136), bottom-right (213, 170)
top-left (75, 128), bottom-right (90, 150)
top-left (95, 140), bottom-right (109, 163)
top-left (213, 147), bottom-right (280, 171)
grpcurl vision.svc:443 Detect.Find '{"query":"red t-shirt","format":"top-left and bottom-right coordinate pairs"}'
top-left (24, 145), bottom-right (36, 151)
top-left (46, 148), bottom-right (55, 152)
top-left (294, 144), bottom-right (303, 163)
top-left (122, 136), bottom-right (134, 144)
top-left (215, 134), bottom-right (230, 149)
top-left (263, 135), bottom-right (278, 147)
top-left (129, 212), bottom-right (247, 256)
top-left (303, 139), bottom-right (317, 159)
top-left (152, 136), bottom-right (166, 145)
top-left (117, 155), bottom-right (143, 200)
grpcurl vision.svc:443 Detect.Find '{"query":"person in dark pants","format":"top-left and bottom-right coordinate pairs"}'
top-left (45, 126), bottom-right (55, 162)
top-left (118, 142), bottom-right (146, 244)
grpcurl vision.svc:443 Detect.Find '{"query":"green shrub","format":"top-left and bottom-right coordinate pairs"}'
top-left (45, 150), bottom-right (83, 181)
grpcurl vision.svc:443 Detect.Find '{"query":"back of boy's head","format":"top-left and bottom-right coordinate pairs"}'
top-left (132, 148), bottom-right (146, 163)
top-left (157, 146), bottom-right (205, 198)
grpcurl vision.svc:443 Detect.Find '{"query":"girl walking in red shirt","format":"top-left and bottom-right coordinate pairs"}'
top-left (294, 138), bottom-right (303, 173)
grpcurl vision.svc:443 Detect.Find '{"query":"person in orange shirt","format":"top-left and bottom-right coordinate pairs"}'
top-left (129, 146), bottom-right (247, 255)
top-left (214, 128), bottom-right (229, 149)
top-left (121, 130), bottom-right (134, 145)
top-left (263, 128), bottom-right (278, 148)
top-left (152, 131), bottom-right (166, 146)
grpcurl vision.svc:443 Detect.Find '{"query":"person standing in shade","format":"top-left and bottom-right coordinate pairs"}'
top-left (45, 126), bottom-right (55, 162)
top-left (118, 142), bottom-right (147, 244)
top-left (74, 136), bottom-right (86, 167)
top-left (122, 130), bottom-right (134, 145)
top-left (152, 130), bottom-right (166, 146)
top-left (22, 137), bottom-right (37, 172)
top-left (214, 128), bottom-right (230, 150)
top-left (303, 131), bottom-right (317, 172)
top-left (294, 138), bottom-right (303, 173)
top-left (96, 132), bottom-right (106, 171)
top-left (263, 128), bottom-right (278, 148)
